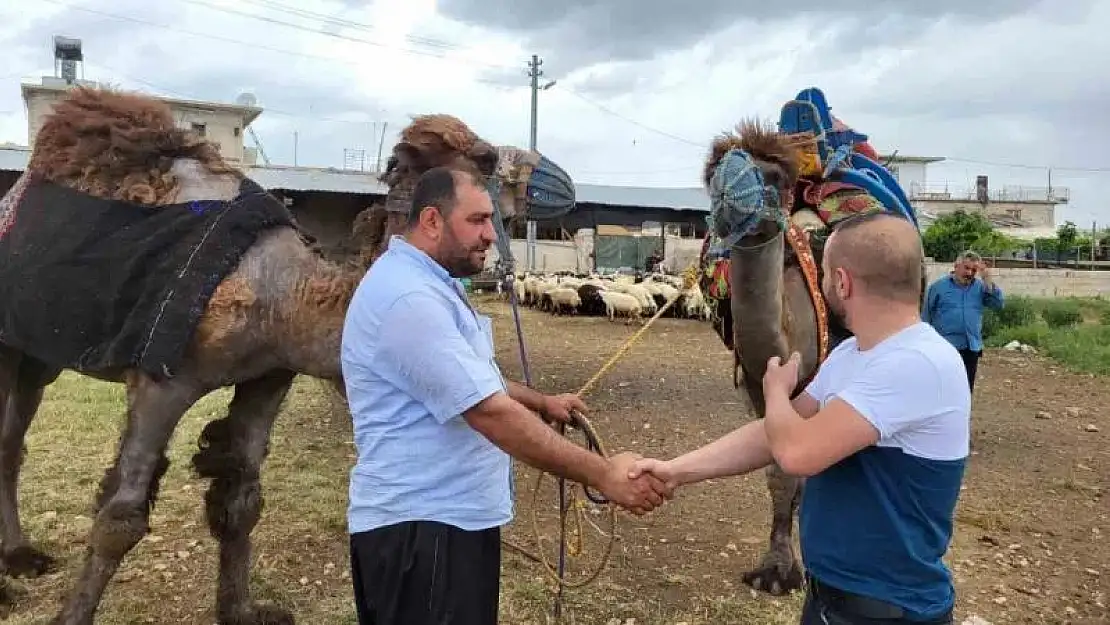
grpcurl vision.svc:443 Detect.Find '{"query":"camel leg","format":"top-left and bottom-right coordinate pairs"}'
top-left (51, 373), bottom-right (201, 625)
top-left (741, 463), bottom-right (803, 595)
top-left (0, 347), bottom-right (62, 577)
top-left (192, 370), bottom-right (295, 625)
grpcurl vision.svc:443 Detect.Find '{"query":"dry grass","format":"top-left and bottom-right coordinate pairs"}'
top-left (2, 298), bottom-right (1106, 624)
top-left (3, 375), bottom-right (806, 625)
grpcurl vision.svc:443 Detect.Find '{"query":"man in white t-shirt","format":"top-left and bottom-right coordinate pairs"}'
top-left (631, 211), bottom-right (970, 624)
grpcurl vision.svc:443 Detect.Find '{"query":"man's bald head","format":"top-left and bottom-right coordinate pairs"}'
top-left (824, 211), bottom-right (923, 305)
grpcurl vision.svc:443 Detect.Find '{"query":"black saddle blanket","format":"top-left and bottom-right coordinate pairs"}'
top-left (0, 174), bottom-right (294, 379)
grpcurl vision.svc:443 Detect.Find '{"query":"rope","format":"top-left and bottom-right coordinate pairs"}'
top-left (501, 265), bottom-right (702, 592)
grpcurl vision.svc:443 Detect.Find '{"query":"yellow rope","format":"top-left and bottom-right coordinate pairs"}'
top-left (504, 264), bottom-right (701, 589)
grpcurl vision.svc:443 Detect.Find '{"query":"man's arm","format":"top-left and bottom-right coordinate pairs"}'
top-left (921, 280), bottom-right (938, 323)
top-left (980, 268), bottom-right (1004, 310)
top-left (371, 293), bottom-right (667, 511)
top-left (505, 380), bottom-right (547, 413)
top-left (639, 393), bottom-right (820, 488)
top-left (763, 392), bottom-right (879, 477)
top-left (463, 393), bottom-right (607, 488)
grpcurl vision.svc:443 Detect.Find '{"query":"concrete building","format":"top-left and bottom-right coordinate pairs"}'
top-left (19, 36), bottom-right (264, 167)
top-left (881, 154), bottom-right (1069, 239)
top-left (22, 79), bottom-right (263, 167)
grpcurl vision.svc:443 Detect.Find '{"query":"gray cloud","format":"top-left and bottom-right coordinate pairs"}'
top-left (442, 0), bottom-right (1049, 76)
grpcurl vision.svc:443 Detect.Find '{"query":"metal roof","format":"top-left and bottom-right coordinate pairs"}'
top-left (244, 165), bottom-right (389, 195)
top-left (0, 146), bottom-right (30, 172)
top-left (0, 146), bottom-right (709, 211)
top-left (576, 183), bottom-right (709, 212)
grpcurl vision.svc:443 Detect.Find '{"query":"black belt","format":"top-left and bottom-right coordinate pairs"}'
top-left (806, 573), bottom-right (907, 620)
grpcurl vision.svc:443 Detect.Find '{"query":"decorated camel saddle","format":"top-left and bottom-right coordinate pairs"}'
top-left (700, 87), bottom-right (919, 305)
top-left (353, 115), bottom-right (576, 272)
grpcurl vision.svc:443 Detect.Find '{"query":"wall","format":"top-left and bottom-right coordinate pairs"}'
top-left (485, 234), bottom-right (1110, 298)
top-left (921, 200), bottom-right (1055, 228)
top-left (23, 86), bottom-right (251, 165)
top-left (168, 106), bottom-right (248, 164)
top-left (890, 161), bottom-right (927, 192)
top-left (925, 263), bottom-right (1110, 298)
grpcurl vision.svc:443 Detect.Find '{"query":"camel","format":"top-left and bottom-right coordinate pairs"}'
top-left (0, 87), bottom-right (563, 624)
top-left (698, 89), bottom-right (922, 596)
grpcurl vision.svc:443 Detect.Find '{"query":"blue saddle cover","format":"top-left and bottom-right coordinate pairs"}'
top-left (777, 87), bottom-right (919, 230)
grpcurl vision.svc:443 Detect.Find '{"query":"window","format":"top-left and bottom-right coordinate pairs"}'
top-left (191, 122), bottom-right (207, 137)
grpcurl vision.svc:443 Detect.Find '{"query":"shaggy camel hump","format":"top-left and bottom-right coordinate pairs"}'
top-left (0, 86), bottom-right (297, 380)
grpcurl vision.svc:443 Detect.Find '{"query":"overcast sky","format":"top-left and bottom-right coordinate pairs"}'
top-left (1, 0), bottom-right (1105, 229)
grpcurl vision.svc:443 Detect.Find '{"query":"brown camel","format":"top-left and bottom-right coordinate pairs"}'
top-left (0, 87), bottom-right (549, 624)
top-left (699, 119), bottom-right (922, 595)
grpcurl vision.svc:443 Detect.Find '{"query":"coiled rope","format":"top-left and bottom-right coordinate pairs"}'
top-left (500, 264), bottom-right (702, 604)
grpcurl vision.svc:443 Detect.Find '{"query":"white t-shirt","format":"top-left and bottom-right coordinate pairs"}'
top-left (798, 321), bottom-right (972, 619)
top-left (804, 320), bottom-right (971, 461)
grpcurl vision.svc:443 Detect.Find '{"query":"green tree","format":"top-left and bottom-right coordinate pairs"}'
top-left (922, 211), bottom-right (996, 262)
top-left (1056, 221), bottom-right (1078, 258)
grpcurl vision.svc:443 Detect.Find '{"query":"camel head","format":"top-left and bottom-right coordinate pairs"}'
top-left (702, 119), bottom-right (803, 249)
top-left (352, 113), bottom-right (574, 271)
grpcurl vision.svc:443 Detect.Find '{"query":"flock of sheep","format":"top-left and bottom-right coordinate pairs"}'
top-left (501, 271), bottom-right (715, 324)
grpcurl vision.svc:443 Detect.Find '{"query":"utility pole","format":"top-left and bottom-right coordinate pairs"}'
top-left (528, 54), bottom-right (542, 151)
top-left (526, 55), bottom-right (556, 271)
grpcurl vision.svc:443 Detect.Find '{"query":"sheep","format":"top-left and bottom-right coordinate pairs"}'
top-left (600, 290), bottom-right (642, 324)
top-left (548, 287), bottom-right (582, 315)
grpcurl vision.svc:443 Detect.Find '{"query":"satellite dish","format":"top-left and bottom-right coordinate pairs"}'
top-left (236, 92), bottom-right (258, 108)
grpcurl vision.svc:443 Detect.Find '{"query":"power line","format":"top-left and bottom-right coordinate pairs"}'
top-left (87, 63), bottom-right (406, 128)
top-left (178, 0), bottom-right (519, 71)
top-left (556, 85), bottom-right (704, 149)
top-left (941, 157), bottom-right (1110, 174)
top-left (37, 0), bottom-right (520, 80)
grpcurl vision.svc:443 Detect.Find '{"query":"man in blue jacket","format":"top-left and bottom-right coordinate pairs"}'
top-left (922, 250), bottom-right (1005, 392)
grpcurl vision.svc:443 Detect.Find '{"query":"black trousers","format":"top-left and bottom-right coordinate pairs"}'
top-left (958, 348), bottom-right (981, 392)
top-left (350, 520), bottom-right (501, 625)
top-left (799, 577), bottom-right (953, 624)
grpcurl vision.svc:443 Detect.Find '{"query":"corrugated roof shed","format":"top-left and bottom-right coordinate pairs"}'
top-left (576, 183), bottom-right (708, 212)
top-left (244, 165), bottom-right (389, 195)
top-left (0, 146), bottom-right (710, 211)
top-left (0, 146), bottom-right (30, 172)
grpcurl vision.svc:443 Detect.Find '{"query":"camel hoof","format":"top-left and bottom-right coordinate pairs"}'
top-left (741, 561), bottom-right (803, 596)
top-left (222, 602), bottom-right (295, 625)
top-left (3, 544), bottom-right (58, 578)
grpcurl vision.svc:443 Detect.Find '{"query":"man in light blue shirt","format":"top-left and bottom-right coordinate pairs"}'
top-left (340, 164), bottom-right (672, 625)
top-left (922, 250), bottom-right (1005, 392)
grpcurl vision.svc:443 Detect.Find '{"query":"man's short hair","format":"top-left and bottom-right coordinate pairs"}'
top-left (957, 250), bottom-right (981, 264)
top-left (406, 165), bottom-right (486, 227)
top-left (827, 210), bottom-right (923, 304)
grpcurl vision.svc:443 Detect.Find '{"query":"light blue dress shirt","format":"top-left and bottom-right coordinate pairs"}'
top-left (340, 236), bottom-right (513, 534)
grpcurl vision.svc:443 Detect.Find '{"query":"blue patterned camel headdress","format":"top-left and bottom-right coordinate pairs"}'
top-left (707, 148), bottom-right (788, 247)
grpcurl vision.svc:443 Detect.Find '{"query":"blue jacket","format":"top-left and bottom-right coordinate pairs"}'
top-left (922, 273), bottom-right (1005, 352)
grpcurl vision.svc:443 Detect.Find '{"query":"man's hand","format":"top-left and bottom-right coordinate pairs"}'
top-left (540, 393), bottom-right (587, 426)
top-left (978, 260), bottom-right (992, 280)
top-left (763, 352), bottom-right (801, 399)
top-left (626, 457), bottom-right (682, 492)
top-left (597, 452), bottom-right (673, 515)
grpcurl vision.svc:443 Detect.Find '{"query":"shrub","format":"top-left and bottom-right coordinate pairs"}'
top-left (1101, 308), bottom-right (1110, 326)
top-left (1040, 299), bottom-right (1083, 328)
top-left (983, 295), bottom-right (1036, 338)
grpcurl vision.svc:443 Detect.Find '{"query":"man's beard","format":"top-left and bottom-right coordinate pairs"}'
top-left (440, 235), bottom-right (488, 278)
top-left (824, 288), bottom-right (848, 332)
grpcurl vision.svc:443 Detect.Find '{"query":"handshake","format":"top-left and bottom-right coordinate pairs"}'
top-left (592, 452), bottom-right (682, 516)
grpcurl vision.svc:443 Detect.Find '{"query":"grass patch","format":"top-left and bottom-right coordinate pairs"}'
top-left (984, 296), bottom-right (1110, 374)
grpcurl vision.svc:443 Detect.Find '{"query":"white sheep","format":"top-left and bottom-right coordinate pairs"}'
top-left (548, 287), bottom-right (582, 315)
top-left (600, 290), bottom-right (642, 324)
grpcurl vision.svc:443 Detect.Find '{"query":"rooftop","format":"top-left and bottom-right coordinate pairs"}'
top-left (878, 154), bottom-right (946, 164)
top-left (0, 146), bottom-right (711, 211)
top-left (20, 79), bottom-right (264, 127)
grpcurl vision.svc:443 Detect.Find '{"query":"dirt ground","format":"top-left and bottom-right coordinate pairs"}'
top-left (2, 294), bottom-right (1106, 624)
